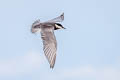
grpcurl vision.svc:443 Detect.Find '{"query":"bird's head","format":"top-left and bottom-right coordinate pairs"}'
top-left (31, 19), bottom-right (41, 33)
top-left (54, 23), bottom-right (66, 30)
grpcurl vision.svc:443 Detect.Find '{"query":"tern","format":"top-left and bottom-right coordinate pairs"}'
top-left (31, 13), bottom-right (65, 68)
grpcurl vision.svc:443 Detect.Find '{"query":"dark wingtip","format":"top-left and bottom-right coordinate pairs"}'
top-left (61, 12), bottom-right (64, 16)
top-left (50, 65), bottom-right (54, 69)
top-left (61, 13), bottom-right (64, 20)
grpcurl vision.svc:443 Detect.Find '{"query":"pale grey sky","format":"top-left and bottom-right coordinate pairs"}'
top-left (0, 0), bottom-right (120, 80)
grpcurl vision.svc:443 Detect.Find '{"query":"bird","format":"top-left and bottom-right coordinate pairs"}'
top-left (31, 13), bottom-right (65, 68)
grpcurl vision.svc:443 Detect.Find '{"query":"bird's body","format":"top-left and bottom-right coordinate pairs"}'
top-left (31, 13), bottom-right (65, 68)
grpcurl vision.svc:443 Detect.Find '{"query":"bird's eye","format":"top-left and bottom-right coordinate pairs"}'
top-left (34, 25), bottom-right (40, 28)
top-left (34, 26), bottom-right (37, 28)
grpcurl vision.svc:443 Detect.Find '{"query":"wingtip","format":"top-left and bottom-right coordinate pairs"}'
top-left (50, 63), bottom-right (55, 69)
top-left (61, 12), bottom-right (64, 15)
top-left (60, 12), bottom-right (64, 20)
top-left (50, 65), bottom-right (54, 69)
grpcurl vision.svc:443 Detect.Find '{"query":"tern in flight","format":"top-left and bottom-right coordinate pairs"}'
top-left (31, 13), bottom-right (65, 68)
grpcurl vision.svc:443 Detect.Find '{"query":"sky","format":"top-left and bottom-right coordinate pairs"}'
top-left (0, 0), bottom-right (120, 80)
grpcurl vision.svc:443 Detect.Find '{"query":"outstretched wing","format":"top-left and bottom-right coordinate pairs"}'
top-left (40, 26), bottom-right (57, 68)
top-left (46, 13), bottom-right (64, 23)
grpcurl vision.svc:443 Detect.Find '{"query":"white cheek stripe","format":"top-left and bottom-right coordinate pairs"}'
top-left (55, 24), bottom-right (62, 29)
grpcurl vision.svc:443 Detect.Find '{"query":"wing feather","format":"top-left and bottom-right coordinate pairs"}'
top-left (41, 27), bottom-right (57, 68)
top-left (46, 13), bottom-right (64, 23)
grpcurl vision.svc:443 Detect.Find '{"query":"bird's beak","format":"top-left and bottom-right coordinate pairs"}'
top-left (63, 27), bottom-right (66, 29)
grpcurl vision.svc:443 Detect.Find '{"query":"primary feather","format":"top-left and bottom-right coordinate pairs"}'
top-left (41, 26), bottom-right (57, 68)
top-left (31, 13), bottom-right (65, 68)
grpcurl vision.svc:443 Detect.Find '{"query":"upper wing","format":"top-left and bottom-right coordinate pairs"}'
top-left (40, 26), bottom-right (57, 68)
top-left (46, 13), bottom-right (64, 23)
